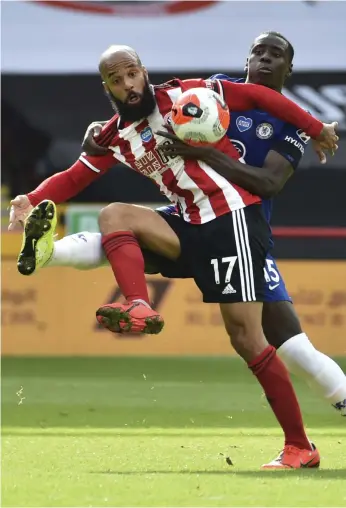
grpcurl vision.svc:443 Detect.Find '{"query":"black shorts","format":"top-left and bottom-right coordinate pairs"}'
top-left (143, 209), bottom-right (192, 278)
top-left (143, 204), bottom-right (270, 303)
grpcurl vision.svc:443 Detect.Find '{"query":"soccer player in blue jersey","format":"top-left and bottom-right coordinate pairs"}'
top-left (153, 32), bottom-right (346, 416)
top-left (11, 32), bottom-right (345, 468)
top-left (58, 31), bottom-right (346, 413)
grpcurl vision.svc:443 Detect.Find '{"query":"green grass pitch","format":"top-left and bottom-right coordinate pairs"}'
top-left (2, 356), bottom-right (346, 507)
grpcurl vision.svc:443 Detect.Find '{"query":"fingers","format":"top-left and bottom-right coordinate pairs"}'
top-left (327, 142), bottom-right (338, 155)
top-left (312, 139), bottom-right (328, 164)
top-left (317, 149), bottom-right (327, 164)
top-left (330, 143), bottom-right (338, 156)
top-left (82, 136), bottom-right (108, 155)
top-left (10, 195), bottom-right (25, 205)
top-left (82, 122), bottom-right (109, 155)
top-left (322, 123), bottom-right (339, 150)
top-left (156, 129), bottom-right (188, 156)
top-left (8, 221), bottom-right (24, 232)
top-left (161, 123), bottom-right (174, 133)
top-left (318, 140), bottom-right (338, 150)
top-left (160, 144), bottom-right (189, 156)
top-left (8, 196), bottom-right (32, 231)
top-left (160, 141), bottom-right (184, 150)
top-left (85, 143), bottom-right (108, 156)
top-left (9, 206), bottom-right (17, 223)
top-left (160, 148), bottom-right (182, 157)
top-left (323, 137), bottom-right (338, 153)
top-left (8, 214), bottom-right (24, 231)
top-left (92, 125), bottom-right (103, 137)
top-left (87, 122), bottom-right (104, 135)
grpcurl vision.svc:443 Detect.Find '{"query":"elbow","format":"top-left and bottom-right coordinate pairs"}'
top-left (259, 179), bottom-right (281, 199)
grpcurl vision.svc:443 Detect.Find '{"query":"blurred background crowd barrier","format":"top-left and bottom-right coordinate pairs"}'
top-left (2, 0), bottom-right (346, 356)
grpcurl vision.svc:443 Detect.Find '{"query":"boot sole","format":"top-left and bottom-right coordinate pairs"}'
top-left (17, 200), bottom-right (56, 276)
top-left (96, 306), bottom-right (164, 335)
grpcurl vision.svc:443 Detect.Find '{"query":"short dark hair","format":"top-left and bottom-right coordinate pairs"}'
top-left (256, 31), bottom-right (294, 62)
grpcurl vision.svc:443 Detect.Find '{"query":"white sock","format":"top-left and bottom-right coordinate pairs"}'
top-left (278, 332), bottom-right (346, 415)
top-left (48, 232), bottom-right (107, 270)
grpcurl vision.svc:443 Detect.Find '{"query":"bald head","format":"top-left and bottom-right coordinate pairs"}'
top-left (99, 44), bottom-right (155, 122)
top-left (99, 45), bottom-right (142, 78)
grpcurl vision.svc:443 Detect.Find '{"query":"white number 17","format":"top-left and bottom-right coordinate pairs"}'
top-left (210, 256), bottom-right (237, 285)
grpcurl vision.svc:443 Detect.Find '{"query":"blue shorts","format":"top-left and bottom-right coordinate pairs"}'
top-left (263, 254), bottom-right (292, 303)
top-left (147, 205), bottom-right (292, 303)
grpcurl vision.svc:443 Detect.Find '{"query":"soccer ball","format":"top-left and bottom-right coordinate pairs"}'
top-left (170, 87), bottom-right (230, 145)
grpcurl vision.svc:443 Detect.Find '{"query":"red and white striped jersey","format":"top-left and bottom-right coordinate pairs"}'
top-left (79, 78), bottom-right (261, 224)
top-left (28, 78), bottom-right (323, 215)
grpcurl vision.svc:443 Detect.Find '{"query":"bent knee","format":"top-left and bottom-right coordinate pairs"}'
top-left (98, 203), bottom-right (136, 234)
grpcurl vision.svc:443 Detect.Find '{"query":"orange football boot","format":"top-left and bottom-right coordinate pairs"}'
top-left (96, 300), bottom-right (164, 334)
top-left (261, 443), bottom-right (320, 470)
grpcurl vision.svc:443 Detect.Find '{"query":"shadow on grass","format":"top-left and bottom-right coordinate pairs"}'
top-left (89, 468), bottom-right (346, 479)
top-left (4, 429), bottom-right (346, 439)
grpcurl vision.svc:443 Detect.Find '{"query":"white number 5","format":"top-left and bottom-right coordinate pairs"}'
top-left (264, 258), bottom-right (280, 283)
top-left (211, 256), bottom-right (237, 285)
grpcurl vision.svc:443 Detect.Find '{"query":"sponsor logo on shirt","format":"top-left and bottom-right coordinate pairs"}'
top-left (236, 116), bottom-right (253, 132)
top-left (296, 129), bottom-right (310, 144)
top-left (140, 126), bottom-right (153, 143)
top-left (135, 150), bottom-right (165, 177)
top-left (230, 139), bottom-right (246, 159)
top-left (284, 136), bottom-right (305, 155)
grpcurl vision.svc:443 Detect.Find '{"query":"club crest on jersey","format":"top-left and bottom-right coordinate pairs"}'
top-left (256, 123), bottom-right (274, 140)
top-left (236, 116), bottom-right (253, 133)
top-left (140, 126), bottom-right (153, 143)
top-left (296, 129), bottom-right (310, 144)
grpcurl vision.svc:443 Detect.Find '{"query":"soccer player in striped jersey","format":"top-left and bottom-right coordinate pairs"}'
top-left (9, 42), bottom-right (340, 469)
top-left (57, 35), bottom-right (345, 429)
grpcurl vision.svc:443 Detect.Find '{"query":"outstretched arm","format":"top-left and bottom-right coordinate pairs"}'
top-left (218, 80), bottom-right (330, 141)
top-left (9, 152), bottom-right (117, 230)
top-left (27, 153), bottom-right (116, 206)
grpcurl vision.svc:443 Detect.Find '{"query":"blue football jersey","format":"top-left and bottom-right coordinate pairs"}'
top-left (210, 74), bottom-right (310, 247)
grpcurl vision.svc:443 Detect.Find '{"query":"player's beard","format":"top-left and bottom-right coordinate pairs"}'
top-left (106, 78), bottom-right (156, 122)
